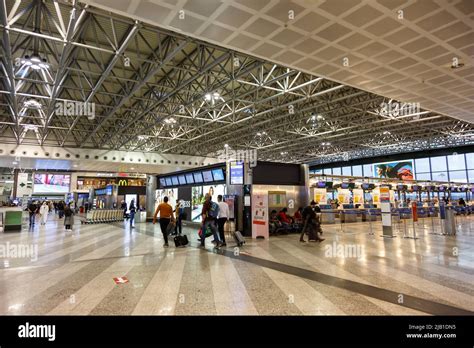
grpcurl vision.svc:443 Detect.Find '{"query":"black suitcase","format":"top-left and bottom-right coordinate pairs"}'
top-left (233, 231), bottom-right (245, 246)
top-left (174, 234), bottom-right (188, 247)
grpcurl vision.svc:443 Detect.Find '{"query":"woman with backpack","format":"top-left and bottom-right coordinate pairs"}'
top-left (64, 205), bottom-right (74, 231)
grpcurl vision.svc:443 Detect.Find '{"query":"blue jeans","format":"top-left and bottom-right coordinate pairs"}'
top-left (29, 214), bottom-right (35, 225)
top-left (201, 219), bottom-right (219, 246)
top-left (129, 211), bottom-right (135, 226)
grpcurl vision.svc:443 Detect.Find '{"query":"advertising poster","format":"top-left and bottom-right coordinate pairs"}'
top-left (373, 160), bottom-right (414, 180)
top-left (314, 188), bottom-right (327, 204)
top-left (380, 186), bottom-right (390, 202)
top-left (229, 161), bottom-right (244, 185)
top-left (252, 193), bottom-right (268, 239)
top-left (353, 189), bottom-right (364, 204)
top-left (155, 188), bottom-right (178, 212)
top-left (337, 189), bottom-right (351, 204)
top-left (191, 184), bottom-right (226, 221)
top-left (224, 195), bottom-right (235, 219)
top-left (34, 174), bottom-right (70, 193)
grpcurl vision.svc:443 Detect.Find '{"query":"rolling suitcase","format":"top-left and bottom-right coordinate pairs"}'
top-left (174, 234), bottom-right (188, 247)
top-left (233, 231), bottom-right (245, 246)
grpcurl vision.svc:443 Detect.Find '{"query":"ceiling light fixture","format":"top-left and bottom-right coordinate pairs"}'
top-left (164, 118), bottom-right (176, 124)
top-left (20, 55), bottom-right (49, 70)
top-left (23, 99), bottom-right (42, 109)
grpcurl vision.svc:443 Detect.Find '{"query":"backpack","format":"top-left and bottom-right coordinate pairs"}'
top-left (208, 201), bottom-right (220, 219)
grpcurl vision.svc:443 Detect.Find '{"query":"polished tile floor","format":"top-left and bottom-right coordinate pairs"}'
top-left (0, 213), bottom-right (473, 315)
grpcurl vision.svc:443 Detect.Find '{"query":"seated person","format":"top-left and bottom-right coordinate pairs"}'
top-left (293, 207), bottom-right (303, 223)
top-left (269, 209), bottom-right (282, 234)
top-left (278, 208), bottom-right (292, 224)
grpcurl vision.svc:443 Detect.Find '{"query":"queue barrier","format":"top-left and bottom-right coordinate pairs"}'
top-left (82, 209), bottom-right (123, 224)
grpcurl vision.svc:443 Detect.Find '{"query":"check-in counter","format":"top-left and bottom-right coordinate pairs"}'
top-left (340, 209), bottom-right (358, 223)
top-left (320, 209), bottom-right (335, 224)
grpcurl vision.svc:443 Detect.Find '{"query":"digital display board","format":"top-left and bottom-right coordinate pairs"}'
top-left (178, 175), bottom-right (187, 185)
top-left (438, 185), bottom-right (447, 191)
top-left (34, 174), bottom-right (70, 193)
top-left (185, 173), bottom-right (194, 184)
top-left (373, 160), bottom-right (414, 180)
top-left (211, 168), bottom-right (225, 181)
top-left (340, 183), bottom-right (355, 189)
top-left (361, 183), bottom-right (375, 190)
top-left (230, 161), bottom-right (244, 185)
top-left (171, 176), bottom-right (179, 186)
top-left (316, 181), bottom-right (326, 188)
top-left (202, 170), bottom-right (213, 183)
top-left (412, 185), bottom-right (421, 191)
top-left (193, 172), bottom-right (203, 183)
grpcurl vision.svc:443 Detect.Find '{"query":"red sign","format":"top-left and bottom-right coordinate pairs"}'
top-left (411, 202), bottom-right (418, 222)
top-left (113, 277), bottom-right (129, 284)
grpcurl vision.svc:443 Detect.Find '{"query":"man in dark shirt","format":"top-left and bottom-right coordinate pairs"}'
top-left (28, 202), bottom-right (37, 226)
top-left (300, 200), bottom-right (324, 243)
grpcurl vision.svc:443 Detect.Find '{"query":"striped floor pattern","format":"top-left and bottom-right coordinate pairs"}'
top-left (0, 214), bottom-right (473, 315)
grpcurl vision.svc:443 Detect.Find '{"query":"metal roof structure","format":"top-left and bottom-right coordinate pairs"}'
top-left (1, 0), bottom-right (473, 166)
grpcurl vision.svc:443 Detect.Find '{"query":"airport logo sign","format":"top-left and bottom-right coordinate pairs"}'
top-left (55, 100), bottom-right (95, 120)
top-left (215, 147), bottom-right (258, 168)
top-left (0, 242), bottom-right (38, 261)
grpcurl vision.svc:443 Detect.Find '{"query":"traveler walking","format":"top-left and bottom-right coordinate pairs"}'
top-left (129, 200), bottom-right (136, 228)
top-left (28, 201), bottom-right (37, 226)
top-left (200, 193), bottom-right (221, 248)
top-left (174, 200), bottom-right (186, 235)
top-left (39, 202), bottom-right (49, 225)
top-left (57, 201), bottom-right (65, 219)
top-left (216, 195), bottom-right (229, 246)
top-left (153, 196), bottom-right (174, 247)
top-left (64, 205), bottom-right (74, 231)
top-left (300, 200), bottom-right (325, 243)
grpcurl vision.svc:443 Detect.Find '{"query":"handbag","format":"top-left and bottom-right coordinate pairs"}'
top-left (166, 221), bottom-right (176, 234)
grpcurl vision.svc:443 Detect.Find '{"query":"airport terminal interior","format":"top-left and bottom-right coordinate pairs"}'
top-left (0, 0), bottom-right (473, 316)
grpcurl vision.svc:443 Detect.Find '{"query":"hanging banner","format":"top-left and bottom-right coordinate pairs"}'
top-left (380, 186), bottom-right (390, 202)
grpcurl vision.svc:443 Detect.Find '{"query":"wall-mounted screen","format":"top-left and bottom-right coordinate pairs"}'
top-left (159, 178), bottom-right (166, 187)
top-left (165, 177), bottom-right (172, 186)
top-left (316, 181), bottom-right (326, 188)
top-left (412, 185), bottom-right (421, 191)
top-left (202, 170), bottom-right (213, 182)
top-left (438, 185), bottom-right (447, 191)
top-left (361, 183), bottom-right (375, 190)
top-left (178, 175), bottom-right (186, 185)
top-left (230, 161), bottom-right (244, 185)
top-left (425, 185), bottom-right (435, 191)
top-left (193, 172), bottom-right (203, 183)
top-left (171, 176), bottom-right (179, 186)
top-left (449, 187), bottom-right (458, 192)
top-left (211, 168), bottom-right (225, 181)
top-left (34, 174), bottom-right (70, 193)
top-left (373, 160), bottom-right (414, 180)
top-left (340, 183), bottom-right (355, 189)
top-left (396, 184), bottom-right (407, 191)
top-left (185, 173), bottom-right (194, 184)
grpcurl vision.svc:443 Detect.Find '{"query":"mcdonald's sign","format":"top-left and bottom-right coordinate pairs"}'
top-left (118, 179), bottom-right (128, 186)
